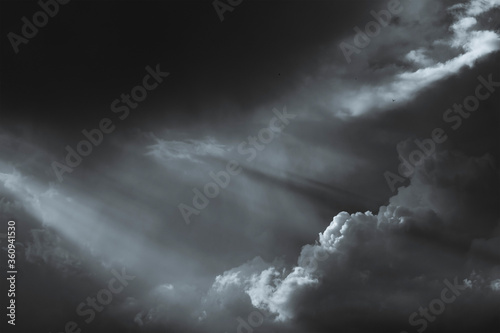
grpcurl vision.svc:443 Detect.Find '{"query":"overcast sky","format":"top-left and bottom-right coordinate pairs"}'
top-left (1, 0), bottom-right (500, 332)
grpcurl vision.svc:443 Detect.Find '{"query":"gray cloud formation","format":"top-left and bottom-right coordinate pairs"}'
top-left (123, 150), bottom-right (499, 332)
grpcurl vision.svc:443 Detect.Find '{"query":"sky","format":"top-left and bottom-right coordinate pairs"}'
top-left (0, 0), bottom-right (499, 332)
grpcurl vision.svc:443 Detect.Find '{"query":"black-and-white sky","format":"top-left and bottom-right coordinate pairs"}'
top-left (1, 0), bottom-right (499, 332)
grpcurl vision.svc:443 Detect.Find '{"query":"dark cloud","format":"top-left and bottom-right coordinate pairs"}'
top-left (1, 0), bottom-right (499, 332)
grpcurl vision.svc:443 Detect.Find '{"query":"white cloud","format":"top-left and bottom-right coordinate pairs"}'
top-left (405, 48), bottom-right (434, 66)
top-left (449, 0), bottom-right (500, 16)
top-left (335, 0), bottom-right (500, 116)
top-left (491, 279), bottom-right (500, 291)
top-left (203, 151), bottom-right (500, 323)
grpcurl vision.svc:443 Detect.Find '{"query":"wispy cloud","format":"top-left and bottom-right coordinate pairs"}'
top-left (145, 133), bottom-right (228, 163)
top-left (333, 0), bottom-right (500, 116)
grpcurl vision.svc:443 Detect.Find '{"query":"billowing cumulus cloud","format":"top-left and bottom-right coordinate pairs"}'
top-left (83, 149), bottom-right (499, 332)
top-left (183, 151), bottom-right (500, 332)
top-left (1, 119), bottom-right (498, 333)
